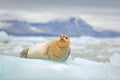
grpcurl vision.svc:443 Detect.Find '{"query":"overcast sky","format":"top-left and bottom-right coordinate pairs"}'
top-left (0, 0), bottom-right (120, 31)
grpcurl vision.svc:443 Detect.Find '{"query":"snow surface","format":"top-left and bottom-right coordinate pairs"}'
top-left (0, 55), bottom-right (120, 80)
top-left (0, 31), bottom-right (9, 42)
top-left (0, 35), bottom-right (120, 80)
top-left (110, 53), bottom-right (120, 67)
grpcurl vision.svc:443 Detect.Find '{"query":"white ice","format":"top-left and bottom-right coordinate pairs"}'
top-left (0, 35), bottom-right (120, 80)
top-left (0, 31), bottom-right (9, 42)
top-left (0, 55), bottom-right (120, 80)
top-left (110, 53), bottom-right (120, 67)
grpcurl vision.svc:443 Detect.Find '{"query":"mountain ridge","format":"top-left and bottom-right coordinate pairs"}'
top-left (0, 17), bottom-right (120, 37)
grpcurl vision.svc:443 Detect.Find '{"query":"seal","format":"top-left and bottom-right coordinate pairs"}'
top-left (20, 34), bottom-right (70, 62)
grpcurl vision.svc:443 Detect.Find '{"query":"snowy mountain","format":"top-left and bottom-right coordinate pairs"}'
top-left (0, 17), bottom-right (120, 37)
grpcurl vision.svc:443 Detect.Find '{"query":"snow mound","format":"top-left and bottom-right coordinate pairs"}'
top-left (110, 53), bottom-right (120, 67)
top-left (0, 31), bottom-right (9, 42)
top-left (0, 55), bottom-right (120, 80)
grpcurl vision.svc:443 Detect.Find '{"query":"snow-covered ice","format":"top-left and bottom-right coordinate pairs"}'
top-left (0, 31), bottom-right (9, 42)
top-left (0, 35), bottom-right (120, 80)
top-left (110, 53), bottom-right (120, 67)
top-left (0, 55), bottom-right (120, 80)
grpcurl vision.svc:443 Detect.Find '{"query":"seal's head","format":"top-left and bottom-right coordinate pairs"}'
top-left (56, 34), bottom-right (70, 48)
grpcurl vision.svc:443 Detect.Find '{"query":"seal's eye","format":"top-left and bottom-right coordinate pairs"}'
top-left (65, 37), bottom-right (68, 39)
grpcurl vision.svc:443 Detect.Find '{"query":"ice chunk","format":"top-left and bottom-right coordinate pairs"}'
top-left (79, 36), bottom-right (97, 44)
top-left (0, 55), bottom-right (120, 80)
top-left (80, 36), bottom-right (97, 41)
top-left (14, 45), bottom-right (23, 51)
top-left (0, 45), bottom-right (23, 57)
top-left (110, 53), bottom-right (120, 67)
top-left (12, 45), bottom-right (23, 57)
top-left (0, 31), bottom-right (9, 42)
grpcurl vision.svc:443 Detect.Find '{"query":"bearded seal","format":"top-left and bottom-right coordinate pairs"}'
top-left (20, 34), bottom-right (70, 62)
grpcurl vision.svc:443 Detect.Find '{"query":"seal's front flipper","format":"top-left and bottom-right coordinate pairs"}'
top-left (65, 47), bottom-right (71, 61)
top-left (20, 47), bottom-right (29, 58)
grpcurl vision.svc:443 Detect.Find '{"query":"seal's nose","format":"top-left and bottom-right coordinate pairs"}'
top-left (60, 36), bottom-right (65, 41)
top-left (61, 37), bottom-right (64, 40)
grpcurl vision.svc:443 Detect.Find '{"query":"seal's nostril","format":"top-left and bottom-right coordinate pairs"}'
top-left (61, 37), bottom-right (64, 40)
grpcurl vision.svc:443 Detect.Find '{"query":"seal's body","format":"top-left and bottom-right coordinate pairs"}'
top-left (20, 34), bottom-right (70, 62)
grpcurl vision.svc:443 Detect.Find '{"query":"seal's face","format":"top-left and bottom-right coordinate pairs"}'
top-left (56, 34), bottom-right (70, 48)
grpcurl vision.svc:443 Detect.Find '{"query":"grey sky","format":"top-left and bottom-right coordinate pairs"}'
top-left (0, 0), bottom-right (120, 11)
top-left (0, 0), bottom-right (120, 31)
